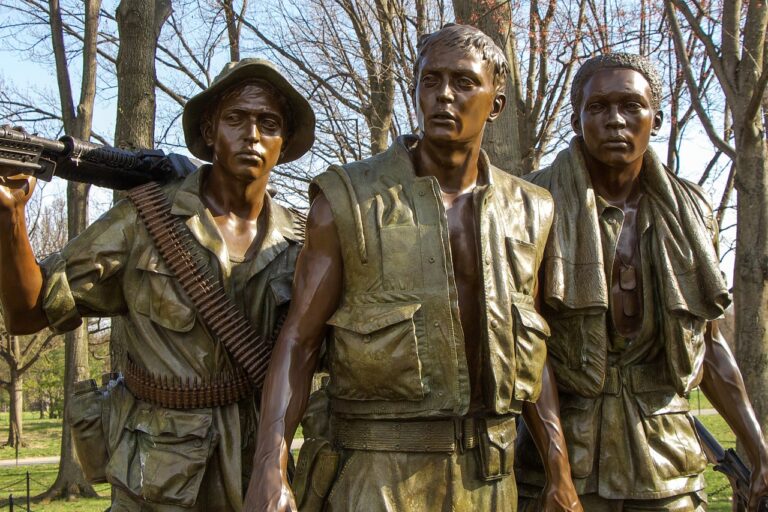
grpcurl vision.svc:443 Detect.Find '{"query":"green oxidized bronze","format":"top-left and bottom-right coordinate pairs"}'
top-left (517, 53), bottom-right (768, 512)
top-left (313, 135), bottom-right (552, 419)
top-left (0, 58), bottom-right (315, 511)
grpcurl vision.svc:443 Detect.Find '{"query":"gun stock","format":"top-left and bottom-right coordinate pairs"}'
top-left (694, 416), bottom-right (768, 512)
top-left (0, 126), bottom-right (198, 190)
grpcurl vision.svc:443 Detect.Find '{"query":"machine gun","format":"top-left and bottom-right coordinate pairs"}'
top-left (694, 416), bottom-right (768, 512)
top-left (0, 126), bottom-right (198, 189)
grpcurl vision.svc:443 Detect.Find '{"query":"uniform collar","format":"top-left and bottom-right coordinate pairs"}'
top-left (168, 165), bottom-right (297, 277)
top-left (394, 135), bottom-right (495, 188)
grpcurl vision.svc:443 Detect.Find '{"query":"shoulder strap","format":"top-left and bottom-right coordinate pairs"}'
top-left (127, 181), bottom-right (275, 389)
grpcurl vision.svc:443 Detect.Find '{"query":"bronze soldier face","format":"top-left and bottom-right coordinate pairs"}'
top-left (414, 44), bottom-right (505, 145)
top-left (572, 68), bottom-right (663, 171)
top-left (205, 83), bottom-right (287, 183)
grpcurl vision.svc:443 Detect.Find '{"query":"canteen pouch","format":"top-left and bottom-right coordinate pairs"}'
top-left (476, 416), bottom-right (516, 481)
top-left (67, 373), bottom-right (118, 483)
top-left (294, 438), bottom-right (340, 512)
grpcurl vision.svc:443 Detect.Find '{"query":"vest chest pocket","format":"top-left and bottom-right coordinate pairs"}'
top-left (505, 237), bottom-right (537, 294)
top-left (133, 247), bottom-right (196, 332)
top-left (327, 303), bottom-right (426, 401)
top-left (380, 225), bottom-right (422, 291)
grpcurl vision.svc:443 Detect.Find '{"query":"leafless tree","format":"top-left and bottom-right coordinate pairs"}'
top-left (665, 0), bottom-right (768, 439)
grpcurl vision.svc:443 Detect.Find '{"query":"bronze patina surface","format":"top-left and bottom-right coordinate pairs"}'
top-left (0, 58), bottom-right (314, 511)
top-left (246, 24), bottom-right (582, 512)
top-left (516, 53), bottom-right (768, 511)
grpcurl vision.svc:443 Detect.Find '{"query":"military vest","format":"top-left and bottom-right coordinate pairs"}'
top-left (311, 137), bottom-right (554, 419)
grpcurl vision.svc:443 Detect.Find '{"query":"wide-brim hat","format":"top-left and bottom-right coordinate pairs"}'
top-left (183, 58), bottom-right (315, 164)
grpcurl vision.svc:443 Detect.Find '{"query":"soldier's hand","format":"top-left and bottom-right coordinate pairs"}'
top-left (0, 125), bottom-right (37, 212)
top-left (538, 480), bottom-right (584, 512)
top-left (243, 470), bottom-right (296, 512)
top-left (0, 166), bottom-right (35, 212)
top-left (748, 457), bottom-right (768, 512)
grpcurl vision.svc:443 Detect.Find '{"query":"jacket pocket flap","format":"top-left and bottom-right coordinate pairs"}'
top-left (135, 246), bottom-right (173, 276)
top-left (635, 392), bottom-right (690, 416)
top-left (485, 417), bottom-right (516, 450)
top-left (269, 272), bottom-right (293, 306)
top-left (328, 303), bottom-right (421, 335)
top-left (559, 394), bottom-right (595, 412)
top-left (514, 304), bottom-right (551, 337)
top-left (129, 407), bottom-right (212, 438)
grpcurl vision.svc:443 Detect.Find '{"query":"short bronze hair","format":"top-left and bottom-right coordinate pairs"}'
top-left (571, 53), bottom-right (663, 112)
top-left (414, 23), bottom-right (510, 91)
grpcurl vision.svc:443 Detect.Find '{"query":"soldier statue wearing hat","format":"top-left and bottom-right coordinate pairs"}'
top-left (0, 58), bottom-right (315, 511)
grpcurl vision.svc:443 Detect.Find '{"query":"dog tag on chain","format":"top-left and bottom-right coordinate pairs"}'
top-left (619, 265), bottom-right (637, 291)
top-left (623, 292), bottom-right (639, 317)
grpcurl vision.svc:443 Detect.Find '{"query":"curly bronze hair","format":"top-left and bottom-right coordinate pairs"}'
top-left (571, 53), bottom-right (663, 112)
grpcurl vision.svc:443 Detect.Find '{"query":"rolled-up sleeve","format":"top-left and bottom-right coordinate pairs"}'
top-left (39, 200), bottom-right (135, 333)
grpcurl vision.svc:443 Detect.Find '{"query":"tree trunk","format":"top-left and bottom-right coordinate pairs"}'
top-left (733, 116), bottom-right (768, 439)
top-left (6, 369), bottom-right (22, 447)
top-left (114, 0), bottom-right (171, 151)
top-left (453, 0), bottom-right (523, 174)
top-left (111, 0), bottom-right (171, 373)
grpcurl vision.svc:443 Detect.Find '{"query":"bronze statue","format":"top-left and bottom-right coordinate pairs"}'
top-left (245, 24), bottom-right (581, 512)
top-left (0, 58), bottom-right (315, 511)
top-left (516, 53), bottom-right (768, 511)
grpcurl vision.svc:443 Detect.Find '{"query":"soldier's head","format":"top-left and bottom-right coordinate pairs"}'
top-left (183, 59), bottom-right (315, 182)
top-left (412, 24), bottom-right (508, 145)
top-left (570, 53), bottom-right (663, 171)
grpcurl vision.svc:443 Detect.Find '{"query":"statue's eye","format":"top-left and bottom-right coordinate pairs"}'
top-left (457, 77), bottom-right (476, 89)
top-left (586, 103), bottom-right (604, 114)
top-left (261, 117), bottom-right (282, 132)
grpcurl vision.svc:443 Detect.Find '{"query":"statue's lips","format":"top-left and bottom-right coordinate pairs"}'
top-left (602, 137), bottom-right (630, 149)
top-left (430, 112), bottom-right (457, 123)
top-left (236, 151), bottom-right (265, 162)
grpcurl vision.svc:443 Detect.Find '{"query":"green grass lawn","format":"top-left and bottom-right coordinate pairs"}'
top-left (0, 412), bottom-right (62, 460)
top-left (0, 406), bottom-right (749, 510)
top-left (0, 464), bottom-right (110, 511)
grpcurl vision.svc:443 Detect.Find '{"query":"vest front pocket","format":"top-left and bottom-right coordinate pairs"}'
top-left (327, 303), bottom-right (426, 401)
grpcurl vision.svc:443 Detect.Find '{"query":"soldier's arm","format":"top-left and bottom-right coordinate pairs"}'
top-left (521, 362), bottom-right (583, 512)
top-left (700, 320), bottom-right (768, 511)
top-left (0, 168), bottom-right (48, 334)
top-left (244, 191), bottom-right (343, 512)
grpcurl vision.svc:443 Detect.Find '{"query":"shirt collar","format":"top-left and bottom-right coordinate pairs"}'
top-left (168, 165), bottom-right (298, 276)
top-left (394, 135), bottom-right (495, 188)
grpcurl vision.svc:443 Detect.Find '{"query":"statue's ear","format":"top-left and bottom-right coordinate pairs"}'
top-left (651, 110), bottom-right (664, 136)
top-left (487, 92), bottom-right (506, 123)
top-left (201, 115), bottom-right (215, 147)
top-left (571, 111), bottom-right (582, 136)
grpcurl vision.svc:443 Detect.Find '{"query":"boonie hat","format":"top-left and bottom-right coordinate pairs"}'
top-left (183, 58), bottom-right (315, 164)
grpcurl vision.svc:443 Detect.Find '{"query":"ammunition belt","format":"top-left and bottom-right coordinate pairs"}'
top-left (124, 357), bottom-right (251, 409)
top-left (127, 182), bottom-right (275, 389)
